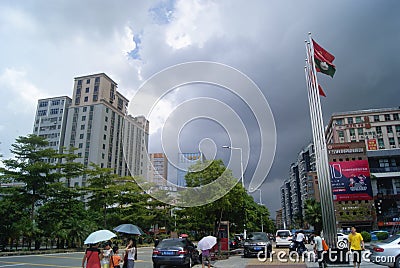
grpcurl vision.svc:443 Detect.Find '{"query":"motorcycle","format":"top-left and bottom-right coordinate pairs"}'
top-left (289, 239), bottom-right (307, 254)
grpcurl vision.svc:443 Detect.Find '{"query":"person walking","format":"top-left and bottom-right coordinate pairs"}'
top-left (101, 241), bottom-right (113, 268)
top-left (82, 243), bottom-right (103, 268)
top-left (313, 230), bottom-right (327, 268)
top-left (295, 230), bottom-right (306, 252)
top-left (201, 248), bottom-right (211, 268)
top-left (110, 246), bottom-right (121, 268)
top-left (348, 226), bottom-right (365, 268)
top-left (124, 239), bottom-right (137, 268)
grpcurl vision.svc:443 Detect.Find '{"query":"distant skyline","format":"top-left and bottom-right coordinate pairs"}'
top-left (1, 0), bottom-right (400, 217)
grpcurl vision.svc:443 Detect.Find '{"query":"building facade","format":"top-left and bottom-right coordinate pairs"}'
top-left (148, 153), bottom-right (169, 186)
top-left (326, 107), bottom-right (400, 229)
top-left (33, 96), bottom-right (72, 156)
top-left (167, 152), bottom-right (206, 187)
top-left (57, 73), bottom-right (149, 187)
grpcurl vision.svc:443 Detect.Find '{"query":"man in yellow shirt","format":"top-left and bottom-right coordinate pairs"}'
top-left (348, 226), bottom-right (365, 268)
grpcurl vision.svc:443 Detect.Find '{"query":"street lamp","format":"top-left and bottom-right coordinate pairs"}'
top-left (222, 145), bottom-right (246, 238)
top-left (222, 145), bottom-right (244, 188)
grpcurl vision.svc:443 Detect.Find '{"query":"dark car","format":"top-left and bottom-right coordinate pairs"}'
top-left (152, 238), bottom-right (201, 268)
top-left (243, 232), bottom-right (272, 258)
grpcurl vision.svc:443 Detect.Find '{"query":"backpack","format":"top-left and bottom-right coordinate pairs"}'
top-left (322, 239), bottom-right (329, 251)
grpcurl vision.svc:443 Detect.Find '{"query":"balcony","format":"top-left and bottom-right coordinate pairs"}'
top-left (370, 166), bottom-right (400, 173)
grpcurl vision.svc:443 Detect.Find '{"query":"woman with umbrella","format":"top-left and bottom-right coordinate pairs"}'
top-left (198, 236), bottom-right (217, 268)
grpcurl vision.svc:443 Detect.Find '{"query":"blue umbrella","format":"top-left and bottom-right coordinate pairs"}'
top-left (113, 224), bottom-right (144, 235)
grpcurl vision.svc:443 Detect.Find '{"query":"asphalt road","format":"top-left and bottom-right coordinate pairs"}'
top-left (0, 244), bottom-right (386, 268)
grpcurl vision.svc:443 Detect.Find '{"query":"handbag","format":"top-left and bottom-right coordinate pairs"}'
top-left (322, 239), bottom-right (329, 251)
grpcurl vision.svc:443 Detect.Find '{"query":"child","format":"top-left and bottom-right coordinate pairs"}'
top-left (110, 246), bottom-right (121, 268)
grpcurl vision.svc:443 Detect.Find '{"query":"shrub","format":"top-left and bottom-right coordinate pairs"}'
top-left (376, 232), bottom-right (389, 240)
top-left (361, 231), bottom-right (371, 242)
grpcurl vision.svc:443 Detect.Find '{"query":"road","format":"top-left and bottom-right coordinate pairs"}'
top-left (0, 244), bottom-right (386, 268)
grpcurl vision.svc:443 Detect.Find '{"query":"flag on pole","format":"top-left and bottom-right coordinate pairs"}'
top-left (312, 39), bottom-right (336, 78)
top-left (318, 84), bottom-right (326, 97)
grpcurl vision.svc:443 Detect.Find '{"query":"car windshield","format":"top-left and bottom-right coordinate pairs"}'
top-left (277, 231), bottom-right (290, 237)
top-left (247, 233), bottom-right (268, 241)
top-left (380, 234), bottom-right (400, 243)
top-left (158, 240), bottom-right (185, 248)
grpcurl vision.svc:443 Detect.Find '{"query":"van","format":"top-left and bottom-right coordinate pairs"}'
top-left (275, 230), bottom-right (292, 247)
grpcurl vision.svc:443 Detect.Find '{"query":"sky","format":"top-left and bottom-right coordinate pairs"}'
top-left (1, 0), bottom-right (400, 218)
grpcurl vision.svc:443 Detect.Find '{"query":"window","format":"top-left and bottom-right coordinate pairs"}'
top-left (357, 128), bottom-right (363, 135)
top-left (103, 134), bottom-right (107, 140)
top-left (78, 143), bottom-right (83, 148)
top-left (80, 124), bottom-right (85, 130)
top-left (349, 128), bottom-right (355, 136)
top-left (105, 116), bottom-right (108, 122)
top-left (95, 77), bottom-right (100, 83)
top-left (336, 119), bottom-right (343, 125)
top-left (106, 107), bottom-right (109, 113)
top-left (50, 108), bottom-right (59, 115)
top-left (378, 138), bottom-right (385, 148)
top-left (102, 144), bottom-right (106, 149)
top-left (338, 131), bottom-right (344, 138)
top-left (75, 97), bottom-right (80, 105)
top-left (82, 115), bottom-right (86, 121)
top-left (86, 79), bottom-right (90, 84)
top-left (93, 95), bottom-right (98, 101)
top-left (347, 117), bottom-right (353, 124)
top-left (83, 107), bottom-right (87, 112)
top-left (376, 126), bottom-right (382, 134)
top-left (379, 159), bottom-right (389, 168)
top-left (84, 96), bottom-right (88, 102)
top-left (77, 152), bottom-right (82, 157)
top-left (77, 80), bottom-right (82, 86)
top-left (396, 125), bottom-right (400, 133)
top-left (38, 110), bottom-right (47, 116)
top-left (374, 115), bottom-right (380, 122)
top-left (80, 134), bottom-right (84, 139)
top-left (39, 101), bottom-right (48, 107)
top-left (389, 137), bottom-right (395, 146)
top-left (394, 114), bottom-right (399, 120)
top-left (51, 100), bottom-right (60, 106)
top-left (104, 125), bottom-right (107, 131)
top-left (94, 85), bottom-right (99, 92)
top-left (355, 116), bottom-right (362, 123)
top-left (85, 87), bottom-right (89, 93)
top-left (384, 114), bottom-right (391, 121)
top-left (387, 126), bottom-right (393, 133)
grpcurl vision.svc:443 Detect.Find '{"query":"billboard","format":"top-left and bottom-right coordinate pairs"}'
top-left (329, 160), bottom-right (373, 201)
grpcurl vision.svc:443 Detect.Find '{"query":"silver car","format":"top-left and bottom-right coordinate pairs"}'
top-left (370, 234), bottom-right (400, 268)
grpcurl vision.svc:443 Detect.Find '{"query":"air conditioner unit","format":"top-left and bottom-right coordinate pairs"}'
top-left (377, 133), bottom-right (383, 138)
top-left (351, 136), bottom-right (356, 140)
top-left (339, 137), bottom-right (345, 142)
top-left (391, 145), bottom-right (397, 148)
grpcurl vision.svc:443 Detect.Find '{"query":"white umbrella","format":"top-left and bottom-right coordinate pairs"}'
top-left (84, 230), bottom-right (117, 245)
top-left (197, 236), bottom-right (217, 250)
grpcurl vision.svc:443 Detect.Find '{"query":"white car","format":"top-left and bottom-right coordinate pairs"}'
top-left (337, 233), bottom-right (349, 249)
top-left (275, 230), bottom-right (293, 247)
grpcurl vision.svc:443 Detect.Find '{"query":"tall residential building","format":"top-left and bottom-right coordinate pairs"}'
top-left (33, 96), bottom-right (72, 156)
top-left (148, 153), bottom-right (169, 186)
top-left (63, 73), bottom-right (149, 187)
top-left (280, 179), bottom-right (292, 229)
top-left (326, 107), bottom-right (400, 229)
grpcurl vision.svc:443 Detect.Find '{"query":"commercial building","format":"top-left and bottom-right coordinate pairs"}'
top-left (148, 153), bottom-right (169, 186)
top-left (326, 107), bottom-right (400, 229)
top-left (167, 152), bottom-right (206, 187)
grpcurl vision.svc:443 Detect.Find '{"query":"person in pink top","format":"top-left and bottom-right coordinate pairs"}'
top-left (82, 243), bottom-right (103, 268)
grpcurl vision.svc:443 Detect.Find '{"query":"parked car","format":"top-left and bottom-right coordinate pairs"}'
top-left (369, 234), bottom-right (400, 267)
top-left (275, 230), bottom-right (293, 248)
top-left (337, 233), bottom-right (349, 249)
top-left (371, 231), bottom-right (390, 241)
top-left (152, 238), bottom-right (201, 268)
top-left (243, 232), bottom-right (272, 258)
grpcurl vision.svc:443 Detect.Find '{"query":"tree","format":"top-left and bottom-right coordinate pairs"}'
top-left (0, 135), bottom-right (62, 221)
top-left (304, 199), bottom-right (322, 232)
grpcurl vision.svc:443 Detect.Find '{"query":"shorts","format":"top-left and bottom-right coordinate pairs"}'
top-left (351, 249), bottom-right (362, 263)
top-left (202, 254), bottom-right (211, 263)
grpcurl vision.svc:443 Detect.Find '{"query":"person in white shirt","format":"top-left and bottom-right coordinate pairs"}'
top-left (125, 239), bottom-right (137, 268)
top-left (295, 230), bottom-right (306, 252)
top-left (313, 230), bottom-right (327, 268)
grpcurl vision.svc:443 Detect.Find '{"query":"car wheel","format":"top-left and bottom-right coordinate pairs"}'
top-left (185, 256), bottom-right (193, 268)
top-left (394, 256), bottom-right (400, 268)
top-left (337, 240), bottom-right (346, 249)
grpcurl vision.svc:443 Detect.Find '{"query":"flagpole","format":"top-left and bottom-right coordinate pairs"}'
top-left (305, 32), bottom-right (337, 248)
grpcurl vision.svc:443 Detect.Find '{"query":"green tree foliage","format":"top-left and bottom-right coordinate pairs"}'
top-left (361, 231), bottom-right (371, 242)
top-left (304, 198), bottom-right (322, 232)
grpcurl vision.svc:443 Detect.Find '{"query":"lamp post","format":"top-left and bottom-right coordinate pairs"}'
top-left (222, 145), bottom-right (244, 188)
top-left (222, 145), bottom-right (245, 238)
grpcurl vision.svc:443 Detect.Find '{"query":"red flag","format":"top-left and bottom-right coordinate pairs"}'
top-left (318, 84), bottom-right (326, 97)
top-left (312, 39), bottom-right (335, 63)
